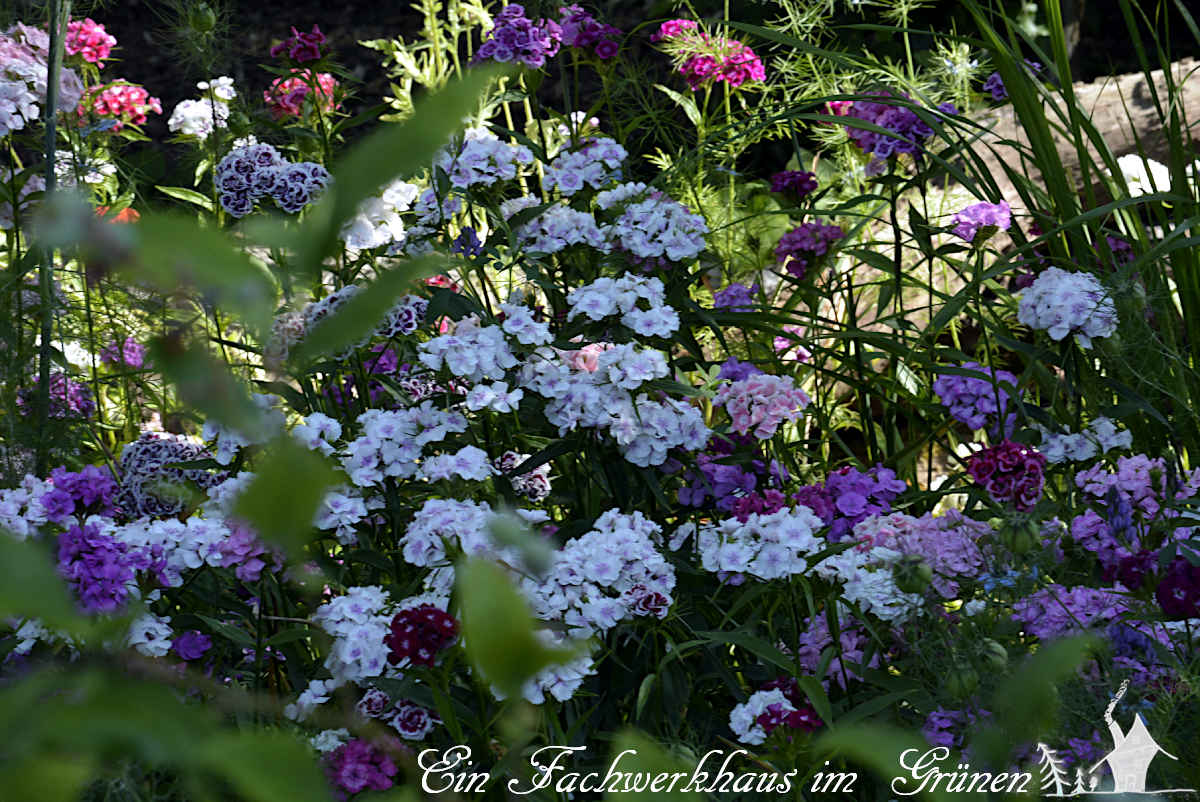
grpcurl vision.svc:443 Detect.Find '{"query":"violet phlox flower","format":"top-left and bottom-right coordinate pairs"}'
top-left (774, 221), bottom-right (844, 279)
top-left (843, 90), bottom-right (956, 159)
top-left (100, 336), bottom-right (147, 369)
top-left (712, 281), bottom-right (759, 310)
top-left (558, 5), bottom-right (621, 59)
top-left (270, 24), bottom-right (326, 63)
top-left (324, 739), bottom-right (398, 800)
top-left (793, 465), bottom-right (908, 541)
top-left (932, 360), bottom-right (1021, 435)
top-left (17, 372), bottom-right (95, 419)
top-left (770, 170), bottom-right (818, 199)
top-left (951, 200), bottom-right (1012, 243)
top-left (474, 4), bottom-right (562, 69)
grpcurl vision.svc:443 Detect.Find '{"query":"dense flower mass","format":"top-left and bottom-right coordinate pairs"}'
top-left (17, 372), bottom-right (95, 419)
top-left (263, 69), bottom-right (338, 119)
top-left (214, 142), bottom-right (330, 217)
top-left (933, 361), bottom-right (1021, 435)
top-left (843, 91), bottom-right (955, 160)
top-left (558, 5), bottom-right (621, 59)
top-left (0, 22), bottom-right (85, 136)
top-left (384, 604), bottom-right (458, 666)
top-left (77, 81), bottom-right (162, 131)
top-left (1017, 266), bottom-right (1118, 348)
top-left (770, 170), bottom-right (818, 199)
top-left (475, 4), bottom-right (562, 69)
top-left (64, 18), bottom-right (117, 66)
top-left (967, 440), bottom-right (1046, 511)
top-left (774, 221), bottom-right (844, 278)
top-left (714, 373), bottom-right (810, 440)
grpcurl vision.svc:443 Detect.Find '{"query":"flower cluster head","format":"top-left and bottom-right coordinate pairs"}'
top-left (77, 81), bottom-right (162, 131)
top-left (770, 170), bottom-right (818, 199)
top-left (558, 5), bottom-right (620, 59)
top-left (385, 604), bottom-right (459, 666)
top-left (271, 25), bottom-right (326, 62)
top-left (324, 739), bottom-right (398, 801)
top-left (715, 373), bottom-right (810, 440)
top-left (43, 464), bottom-right (118, 521)
top-left (263, 69), bottom-right (338, 120)
top-left (17, 372), bottom-right (95, 419)
top-left (100, 336), bottom-right (147, 369)
top-left (173, 630), bottom-right (212, 661)
top-left (1037, 417), bottom-right (1131, 464)
top-left (696, 506), bottom-right (824, 582)
top-left (434, 127), bottom-right (534, 191)
top-left (1012, 585), bottom-right (1125, 640)
top-left (952, 200), bottom-right (1011, 243)
top-left (0, 23), bottom-right (85, 136)
top-left (475, 4), bottom-right (562, 69)
top-left (117, 431), bottom-right (224, 518)
top-left (215, 142), bottom-right (330, 217)
top-left (653, 20), bottom-right (765, 91)
top-left (566, 273), bottom-right (679, 337)
top-left (1157, 557), bottom-right (1200, 619)
top-left (340, 179), bottom-right (419, 251)
top-left (167, 77), bottom-right (236, 139)
top-left (774, 221), bottom-right (843, 279)
top-left (967, 439), bottom-right (1046, 511)
top-left (609, 191), bottom-right (709, 266)
top-left (64, 18), bottom-right (116, 66)
top-left (712, 281), bottom-right (759, 311)
top-left (57, 522), bottom-right (159, 613)
top-left (843, 91), bottom-right (955, 160)
top-left (728, 689), bottom-right (809, 745)
top-left (933, 361), bottom-right (1021, 435)
top-left (496, 451), bottom-right (552, 502)
top-left (1017, 266), bottom-right (1118, 349)
top-left (854, 510), bottom-right (989, 598)
top-left (542, 136), bottom-right (627, 196)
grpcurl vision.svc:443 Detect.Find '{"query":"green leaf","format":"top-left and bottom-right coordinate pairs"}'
top-left (155, 185), bottom-right (216, 212)
top-left (0, 753), bottom-right (95, 802)
top-left (150, 338), bottom-right (261, 433)
top-left (654, 84), bottom-right (702, 128)
top-left (456, 558), bottom-right (577, 698)
top-left (818, 724), bottom-right (953, 802)
top-left (192, 732), bottom-right (333, 802)
top-left (232, 437), bottom-right (340, 559)
top-left (196, 615), bottom-right (256, 647)
top-left (124, 213), bottom-right (276, 337)
top-left (291, 255), bottom-right (442, 363)
top-left (0, 535), bottom-right (91, 635)
top-left (604, 730), bottom-right (703, 801)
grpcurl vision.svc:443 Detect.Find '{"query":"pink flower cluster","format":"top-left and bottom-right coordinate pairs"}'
top-left (714, 373), bottom-right (810, 440)
top-left (270, 24), bottom-right (326, 62)
top-left (966, 439), bottom-right (1046, 511)
top-left (652, 20), bottom-right (765, 91)
top-left (64, 18), bottom-right (116, 67)
top-left (77, 81), bottom-right (161, 131)
top-left (263, 69), bottom-right (338, 120)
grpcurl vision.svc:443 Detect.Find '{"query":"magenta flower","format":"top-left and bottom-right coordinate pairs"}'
top-left (270, 24), bottom-right (326, 63)
top-left (64, 18), bottom-right (116, 66)
top-left (385, 604), bottom-right (458, 666)
top-left (966, 440), bottom-right (1046, 511)
top-left (774, 221), bottom-right (844, 279)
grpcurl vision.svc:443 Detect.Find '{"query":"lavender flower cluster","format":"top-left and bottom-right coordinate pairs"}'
top-left (214, 142), bottom-right (331, 217)
top-left (1017, 266), bottom-right (1118, 348)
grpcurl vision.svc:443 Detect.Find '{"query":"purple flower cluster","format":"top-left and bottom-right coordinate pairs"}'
top-left (794, 465), bottom-right (908, 541)
top-left (214, 143), bottom-right (330, 217)
top-left (42, 465), bottom-right (118, 522)
top-left (769, 170), bottom-right (818, 199)
top-left (217, 521), bottom-right (274, 583)
top-left (982, 61), bottom-right (1042, 101)
top-left (951, 200), bottom-right (1011, 243)
top-left (558, 5), bottom-right (620, 59)
top-left (1011, 585), bottom-right (1125, 640)
top-left (17, 372), bottom-right (95, 419)
top-left (1156, 557), bottom-right (1200, 619)
top-left (117, 431), bottom-right (224, 519)
top-left (385, 604), bottom-right (458, 666)
top-left (843, 91), bottom-right (956, 159)
top-left (712, 281), bottom-right (759, 310)
top-left (774, 221), bottom-right (844, 279)
top-left (173, 630), bottom-right (213, 661)
top-left (270, 24), bottom-right (326, 63)
top-left (677, 434), bottom-right (786, 514)
top-left (966, 440), bottom-right (1046, 511)
top-left (475, 4), bottom-right (562, 69)
top-left (717, 357), bottom-right (762, 382)
top-left (932, 361), bottom-right (1021, 435)
top-left (100, 336), bottom-right (147, 369)
top-left (324, 739), bottom-right (398, 800)
top-left (57, 522), bottom-right (162, 613)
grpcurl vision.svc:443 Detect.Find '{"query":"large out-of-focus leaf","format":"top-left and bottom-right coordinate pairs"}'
top-left (232, 437), bottom-right (339, 560)
top-left (291, 255), bottom-right (444, 364)
top-left (0, 753), bottom-right (95, 802)
top-left (271, 66), bottom-right (510, 278)
top-left (603, 730), bottom-right (703, 801)
top-left (456, 558), bottom-right (577, 698)
top-left (122, 213), bottom-right (276, 337)
top-left (151, 337), bottom-right (261, 432)
top-left (0, 535), bottom-right (90, 635)
top-left (192, 732), bottom-right (334, 802)
top-left (818, 724), bottom-right (952, 802)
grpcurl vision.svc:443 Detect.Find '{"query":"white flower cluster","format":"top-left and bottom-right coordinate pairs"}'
top-left (729, 689), bottom-right (795, 746)
top-left (520, 345), bottom-right (709, 466)
top-left (466, 380), bottom-right (524, 413)
top-left (696, 507), bottom-right (825, 581)
top-left (100, 514), bottom-right (238, 586)
top-left (596, 181), bottom-right (648, 210)
top-left (495, 630), bottom-right (595, 706)
top-left (127, 612), bottom-right (173, 658)
top-left (1017, 266), bottom-right (1118, 349)
top-left (201, 394), bottom-right (286, 465)
top-left (610, 195), bottom-right (709, 262)
top-left (342, 402), bottom-right (467, 487)
top-left (314, 488), bottom-right (373, 544)
top-left (418, 445), bottom-right (496, 483)
top-left (434, 127), bottom-right (533, 189)
top-left (418, 317), bottom-right (518, 382)
top-left (521, 510), bottom-right (675, 637)
top-left (567, 273), bottom-right (680, 338)
top-left (293, 412), bottom-right (342, 456)
top-left (341, 178), bottom-right (420, 251)
top-left (515, 203), bottom-right (609, 254)
top-left (399, 498), bottom-right (513, 568)
top-left (0, 474), bottom-right (52, 539)
top-left (541, 137), bottom-right (627, 196)
top-left (1035, 416), bottom-right (1132, 464)
top-left (310, 585), bottom-right (393, 684)
top-left (167, 77), bottom-right (236, 139)
top-left (812, 538), bottom-right (920, 624)
top-left (499, 303), bottom-right (553, 346)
